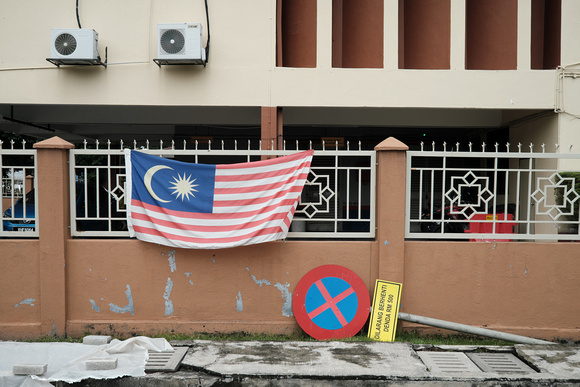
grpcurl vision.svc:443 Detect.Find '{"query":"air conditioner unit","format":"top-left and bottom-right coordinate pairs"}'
top-left (50, 28), bottom-right (99, 60)
top-left (156, 23), bottom-right (205, 63)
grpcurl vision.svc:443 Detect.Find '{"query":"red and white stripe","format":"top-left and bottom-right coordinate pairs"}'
top-left (128, 150), bottom-right (313, 249)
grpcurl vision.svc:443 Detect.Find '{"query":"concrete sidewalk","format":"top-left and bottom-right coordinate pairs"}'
top-left (63, 340), bottom-right (580, 386)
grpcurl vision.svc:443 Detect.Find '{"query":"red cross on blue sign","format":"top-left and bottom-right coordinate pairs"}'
top-left (293, 265), bottom-right (370, 340)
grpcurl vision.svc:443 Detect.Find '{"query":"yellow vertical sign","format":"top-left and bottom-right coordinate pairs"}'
top-left (367, 280), bottom-right (402, 342)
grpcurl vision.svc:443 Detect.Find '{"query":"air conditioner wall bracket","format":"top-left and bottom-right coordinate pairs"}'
top-left (47, 46), bottom-right (107, 68)
top-left (153, 57), bottom-right (206, 67)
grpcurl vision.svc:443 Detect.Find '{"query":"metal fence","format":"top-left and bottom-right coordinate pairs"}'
top-left (406, 143), bottom-right (580, 241)
top-left (70, 140), bottom-right (376, 238)
top-left (0, 141), bottom-right (38, 237)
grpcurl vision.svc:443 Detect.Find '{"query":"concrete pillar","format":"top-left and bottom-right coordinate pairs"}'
top-left (518, 0), bottom-right (532, 70)
top-left (561, 0), bottom-right (579, 67)
top-left (317, 0), bottom-right (332, 69)
top-left (450, 0), bottom-right (466, 70)
top-left (384, 0), bottom-right (399, 70)
top-left (261, 106), bottom-right (283, 151)
top-left (557, 0), bottom-right (580, 165)
top-left (33, 136), bottom-right (74, 336)
top-left (374, 137), bottom-right (408, 285)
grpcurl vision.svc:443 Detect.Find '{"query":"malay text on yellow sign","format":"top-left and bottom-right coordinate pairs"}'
top-left (367, 280), bottom-right (402, 342)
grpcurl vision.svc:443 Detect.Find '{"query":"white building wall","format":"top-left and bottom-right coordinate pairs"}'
top-left (0, 0), bottom-right (565, 110)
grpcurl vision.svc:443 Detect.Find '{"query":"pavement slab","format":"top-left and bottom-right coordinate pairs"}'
top-left (176, 341), bottom-right (580, 386)
top-left (5, 340), bottom-right (580, 386)
top-left (181, 340), bottom-right (429, 378)
top-left (516, 344), bottom-right (580, 377)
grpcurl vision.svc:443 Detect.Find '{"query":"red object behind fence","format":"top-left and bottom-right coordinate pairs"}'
top-left (465, 213), bottom-right (516, 242)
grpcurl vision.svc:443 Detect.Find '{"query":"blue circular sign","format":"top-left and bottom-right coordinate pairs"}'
top-left (293, 265), bottom-right (370, 340)
top-left (305, 277), bottom-right (358, 330)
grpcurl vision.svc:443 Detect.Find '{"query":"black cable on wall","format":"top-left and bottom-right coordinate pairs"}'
top-left (76, 0), bottom-right (82, 28)
top-left (204, 0), bottom-right (210, 63)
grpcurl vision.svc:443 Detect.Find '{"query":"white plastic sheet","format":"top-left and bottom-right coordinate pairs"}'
top-left (0, 336), bottom-right (173, 387)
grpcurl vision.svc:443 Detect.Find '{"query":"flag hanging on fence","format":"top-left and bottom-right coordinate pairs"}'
top-left (124, 149), bottom-right (313, 249)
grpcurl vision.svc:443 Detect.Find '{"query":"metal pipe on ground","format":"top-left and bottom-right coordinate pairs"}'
top-left (398, 312), bottom-right (555, 345)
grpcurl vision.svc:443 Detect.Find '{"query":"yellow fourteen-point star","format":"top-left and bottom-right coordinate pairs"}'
top-left (170, 173), bottom-right (199, 201)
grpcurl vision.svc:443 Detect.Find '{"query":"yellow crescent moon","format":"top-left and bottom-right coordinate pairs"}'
top-left (144, 165), bottom-right (173, 203)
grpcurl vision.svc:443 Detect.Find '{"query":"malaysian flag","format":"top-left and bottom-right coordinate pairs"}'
top-left (124, 149), bottom-right (313, 249)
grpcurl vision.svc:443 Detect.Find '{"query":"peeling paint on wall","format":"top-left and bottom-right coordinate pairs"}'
top-left (49, 324), bottom-right (58, 337)
top-left (274, 282), bottom-right (293, 317)
top-left (164, 278), bottom-right (174, 316)
top-left (168, 250), bottom-right (177, 272)
top-left (246, 267), bottom-right (271, 286)
top-left (251, 275), bottom-right (271, 286)
top-left (246, 268), bottom-right (293, 317)
top-left (89, 299), bottom-right (101, 312)
top-left (236, 291), bottom-right (243, 312)
top-left (14, 298), bottom-right (35, 308)
top-left (109, 285), bottom-right (135, 316)
top-left (184, 272), bottom-right (194, 285)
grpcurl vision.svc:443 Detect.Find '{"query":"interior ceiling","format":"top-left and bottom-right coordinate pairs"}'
top-left (0, 104), bottom-right (542, 146)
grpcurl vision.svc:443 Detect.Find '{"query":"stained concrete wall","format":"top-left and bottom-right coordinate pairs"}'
top-left (1, 137), bottom-right (579, 341)
top-left (64, 240), bottom-right (373, 337)
top-left (403, 241), bottom-right (580, 339)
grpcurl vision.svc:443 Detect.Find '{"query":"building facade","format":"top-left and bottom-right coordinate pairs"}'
top-left (1, 1), bottom-right (580, 341)
top-left (1, 0), bottom-right (579, 153)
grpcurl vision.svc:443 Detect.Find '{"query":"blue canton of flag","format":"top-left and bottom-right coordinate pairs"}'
top-left (129, 151), bottom-right (215, 214)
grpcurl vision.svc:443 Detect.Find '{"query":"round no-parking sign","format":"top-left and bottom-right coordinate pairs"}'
top-left (292, 265), bottom-right (370, 340)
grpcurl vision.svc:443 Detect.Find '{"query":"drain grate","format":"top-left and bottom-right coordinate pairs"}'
top-left (417, 351), bottom-right (482, 374)
top-left (466, 352), bottom-right (537, 374)
top-left (145, 347), bottom-right (189, 373)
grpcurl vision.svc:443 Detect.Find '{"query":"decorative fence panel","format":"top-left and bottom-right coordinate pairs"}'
top-left (70, 140), bottom-right (376, 238)
top-left (406, 144), bottom-right (580, 241)
top-left (0, 142), bottom-right (37, 237)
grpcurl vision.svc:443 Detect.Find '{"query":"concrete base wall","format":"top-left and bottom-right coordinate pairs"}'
top-left (403, 241), bottom-right (580, 340)
top-left (2, 237), bottom-right (578, 341)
